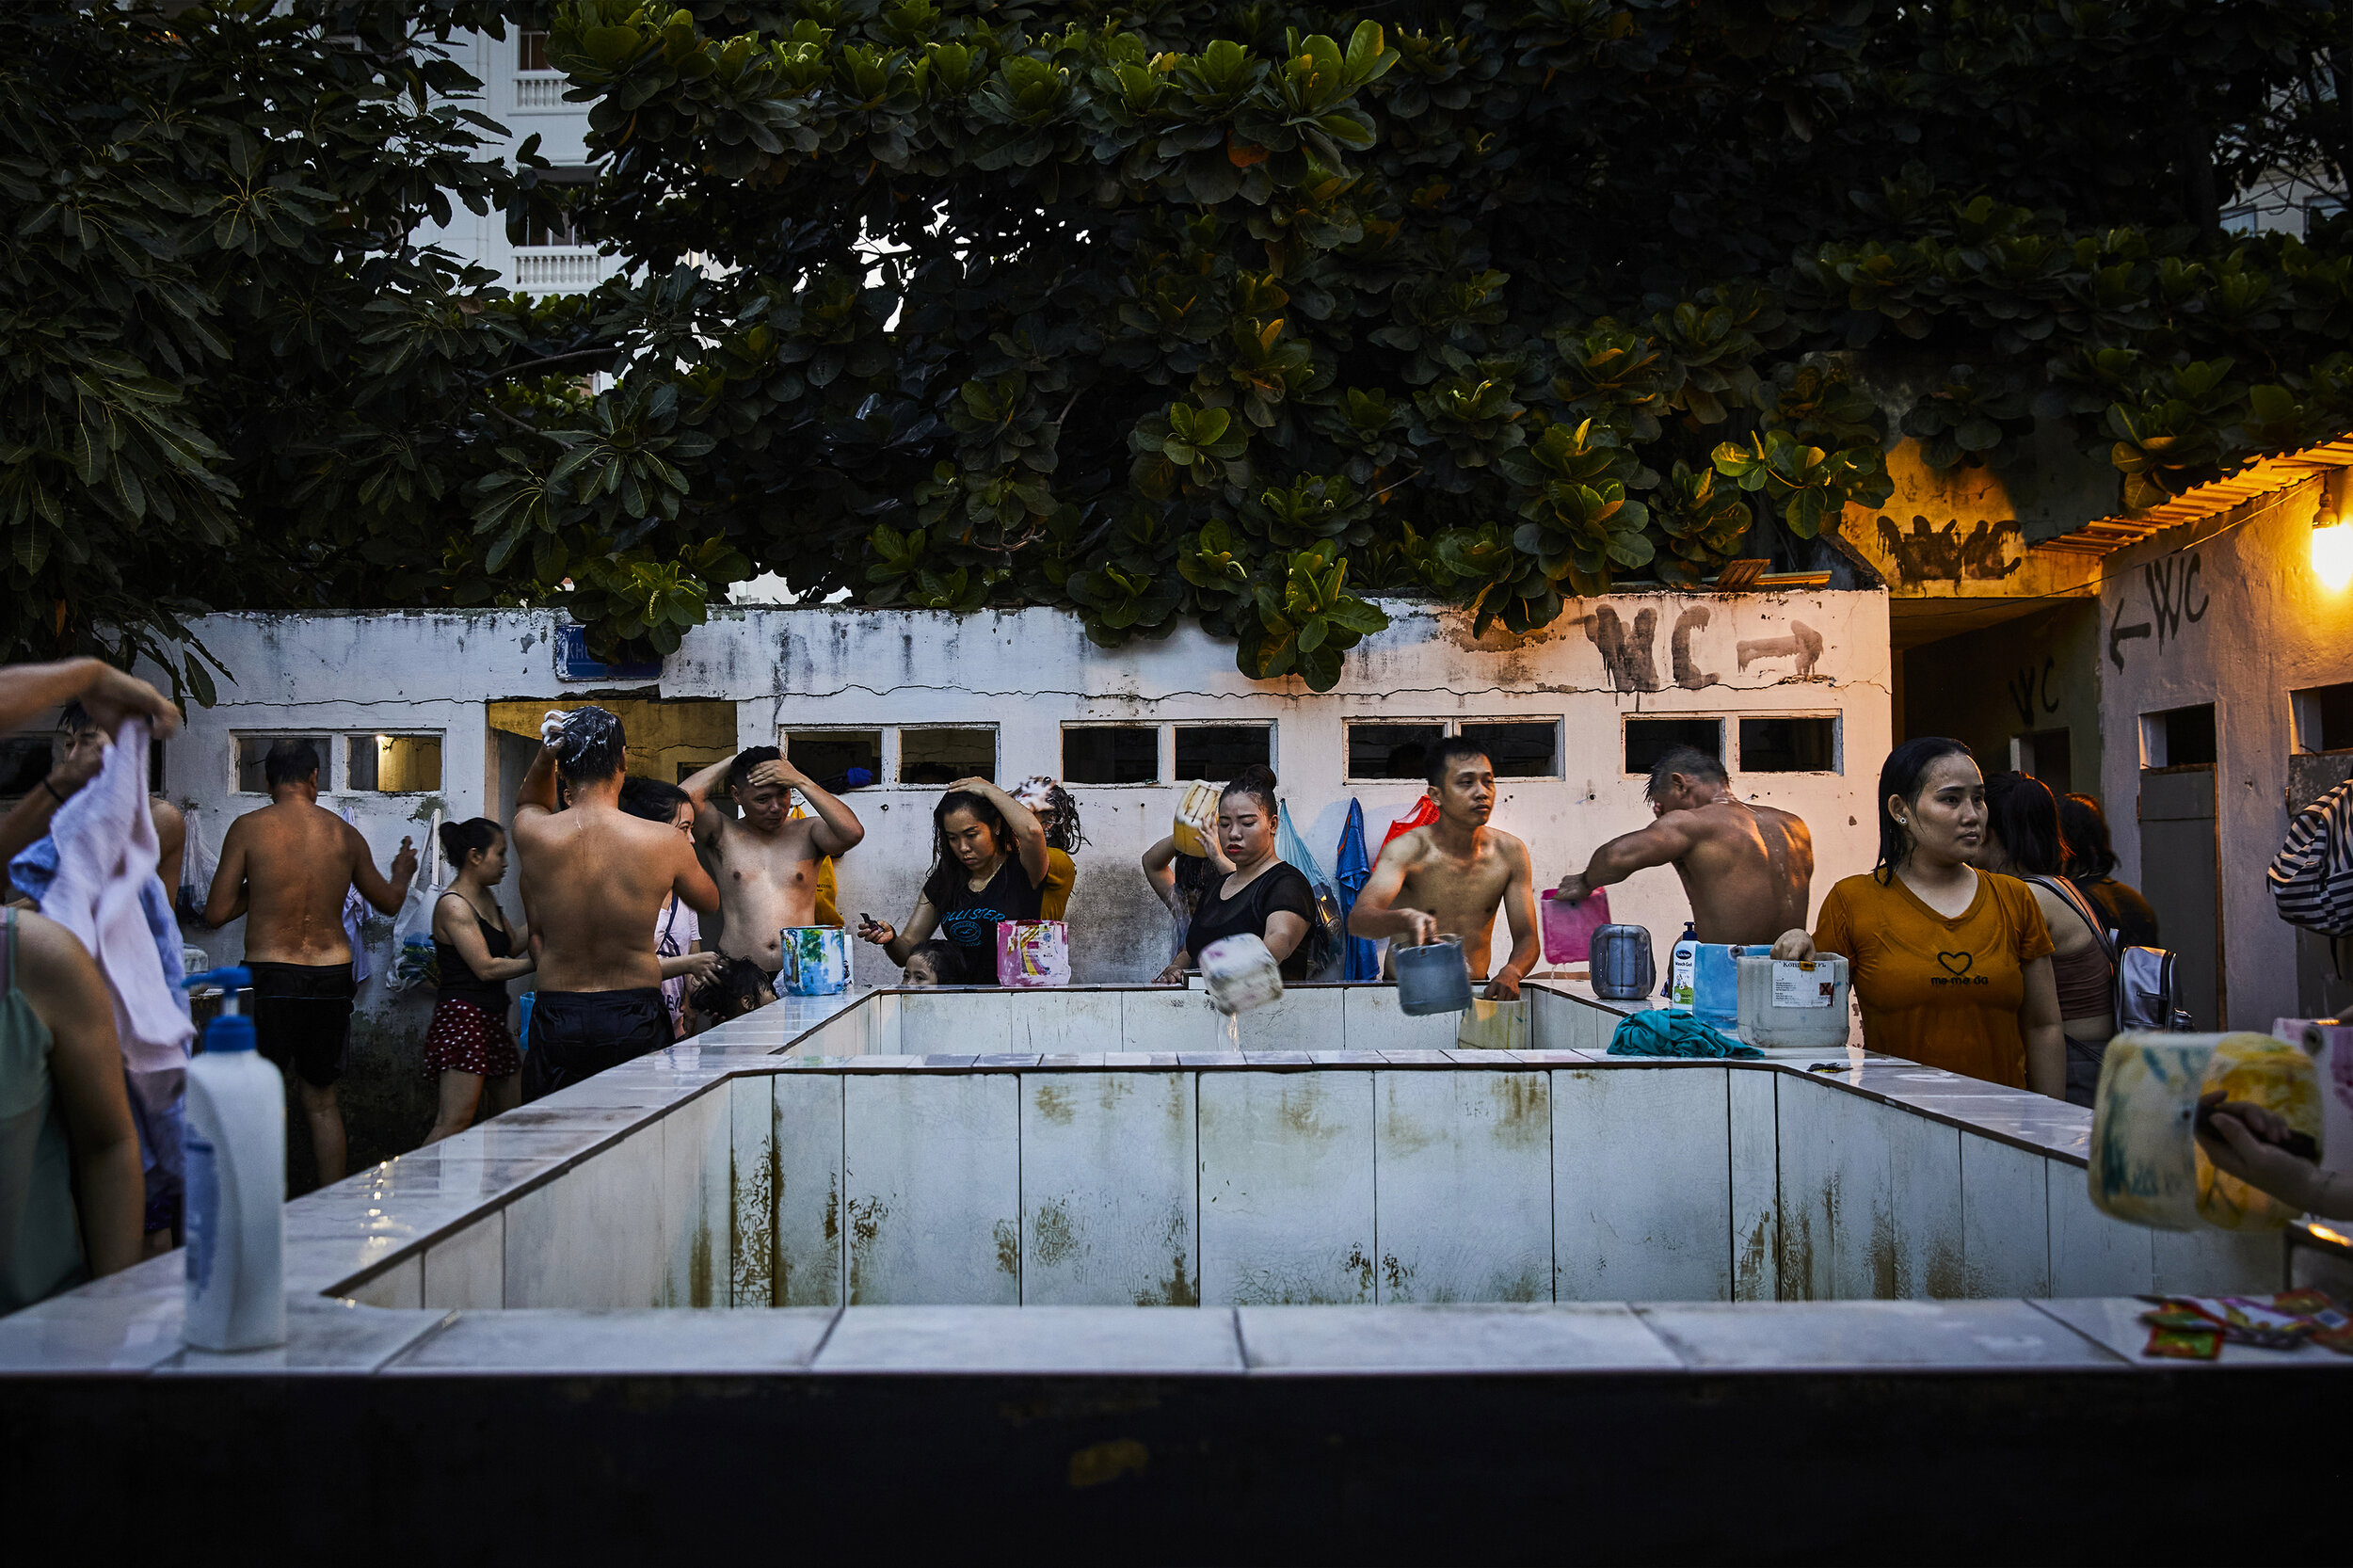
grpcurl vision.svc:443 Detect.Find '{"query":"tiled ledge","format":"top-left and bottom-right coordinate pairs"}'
top-left (8, 1296), bottom-right (2350, 1379)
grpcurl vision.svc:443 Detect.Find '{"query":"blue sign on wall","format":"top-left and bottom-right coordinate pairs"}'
top-left (555, 625), bottom-right (664, 683)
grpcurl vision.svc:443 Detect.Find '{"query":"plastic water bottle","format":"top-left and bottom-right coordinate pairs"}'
top-left (1665, 922), bottom-right (1699, 1009)
top-left (180, 968), bottom-right (285, 1351)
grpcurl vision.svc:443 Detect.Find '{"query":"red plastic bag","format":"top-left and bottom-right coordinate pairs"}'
top-left (1381, 795), bottom-right (1438, 850)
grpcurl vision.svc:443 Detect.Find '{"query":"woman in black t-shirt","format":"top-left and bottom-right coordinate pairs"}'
top-left (858, 776), bottom-right (1048, 984)
top-left (1150, 766), bottom-right (1318, 984)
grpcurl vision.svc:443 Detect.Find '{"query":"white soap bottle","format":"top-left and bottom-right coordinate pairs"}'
top-left (181, 968), bottom-right (285, 1351)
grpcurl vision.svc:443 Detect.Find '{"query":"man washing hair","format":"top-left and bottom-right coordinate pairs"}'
top-left (1556, 744), bottom-right (1814, 946)
top-left (513, 708), bottom-right (719, 1096)
top-left (1348, 738), bottom-right (1540, 1000)
top-left (204, 739), bottom-right (416, 1184)
top-left (680, 742), bottom-right (864, 1000)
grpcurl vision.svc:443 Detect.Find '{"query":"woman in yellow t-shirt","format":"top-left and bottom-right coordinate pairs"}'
top-left (1014, 777), bottom-right (1082, 920)
top-left (1773, 738), bottom-right (2063, 1095)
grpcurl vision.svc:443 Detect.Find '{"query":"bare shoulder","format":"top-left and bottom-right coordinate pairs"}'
top-left (1482, 827), bottom-right (1531, 867)
top-left (1385, 824), bottom-right (1435, 864)
top-left (9, 908), bottom-right (104, 1003)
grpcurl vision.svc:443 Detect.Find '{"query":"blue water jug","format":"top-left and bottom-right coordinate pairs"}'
top-left (1692, 943), bottom-right (1747, 1031)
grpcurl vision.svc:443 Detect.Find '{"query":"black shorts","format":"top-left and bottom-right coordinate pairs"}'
top-left (248, 961), bottom-right (357, 1090)
top-left (522, 987), bottom-right (671, 1100)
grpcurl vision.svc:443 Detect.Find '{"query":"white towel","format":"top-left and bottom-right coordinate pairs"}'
top-left (38, 719), bottom-right (194, 1074)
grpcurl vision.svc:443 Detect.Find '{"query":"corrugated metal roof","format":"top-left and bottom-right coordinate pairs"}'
top-left (2037, 438), bottom-right (2353, 555)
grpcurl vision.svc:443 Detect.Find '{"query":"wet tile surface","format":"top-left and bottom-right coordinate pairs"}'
top-left (1239, 1303), bottom-right (1683, 1372)
top-left (158, 1302), bottom-right (448, 1375)
top-left (817, 1304), bottom-right (1241, 1373)
top-left (1636, 1299), bottom-right (2125, 1369)
top-left (1377, 1069), bottom-right (1552, 1304)
top-left (2028, 1297), bottom-right (2353, 1369)
top-left (384, 1307), bottom-right (838, 1374)
top-left (1554, 1065), bottom-right (1732, 1302)
top-left (1020, 1071), bottom-right (1198, 1306)
top-left (1198, 1070), bottom-right (1376, 1305)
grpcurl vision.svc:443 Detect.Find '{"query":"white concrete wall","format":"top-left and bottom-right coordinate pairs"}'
top-left (150, 594), bottom-right (1890, 1009)
top-left (2094, 477), bottom-right (2353, 1028)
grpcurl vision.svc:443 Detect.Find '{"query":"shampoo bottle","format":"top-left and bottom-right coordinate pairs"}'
top-left (181, 968), bottom-right (285, 1351)
top-left (1665, 923), bottom-right (1699, 1008)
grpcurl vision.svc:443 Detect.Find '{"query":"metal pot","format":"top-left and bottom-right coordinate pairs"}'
top-left (1590, 924), bottom-right (1657, 1001)
top-left (1394, 934), bottom-right (1474, 1016)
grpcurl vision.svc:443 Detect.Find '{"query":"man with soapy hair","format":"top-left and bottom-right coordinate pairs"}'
top-left (511, 708), bottom-right (719, 1096)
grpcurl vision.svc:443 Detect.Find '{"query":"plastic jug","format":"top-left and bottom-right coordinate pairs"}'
top-left (1589, 924), bottom-right (1656, 1001)
top-left (1171, 781), bottom-right (1221, 859)
top-left (179, 968), bottom-right (286, 1351)
top-left (2090, 1032), bottom-right (2323, 1231)
top-left (1691, 943), bottom-right (1745, 1031)
top-left (777, 926), bottom-right (852, 996)
top-left (1394, 935), bottom-right (1474, 1016)
top-left (1200, 934), bottom-right (1283, 1016)
top-left (1539, 886), bottom-right (1611, 965)
top-left (2196, 1032), bottom-right (2322, 1230)
top-left (1735, 954), bottom-right (1849, 1049)
top-left (996, 920), bottom-right (1071, 987)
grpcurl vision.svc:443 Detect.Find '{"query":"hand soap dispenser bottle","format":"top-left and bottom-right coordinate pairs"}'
top-left (180, 968), bottom-right (285, 1351)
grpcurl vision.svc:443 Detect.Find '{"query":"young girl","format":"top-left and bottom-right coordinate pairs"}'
top-left (858, 777), bottom-right (1048, 984)
top-left (421, 819), bottom-right (534, 1144)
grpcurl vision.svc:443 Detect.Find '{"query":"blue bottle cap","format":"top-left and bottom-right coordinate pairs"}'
top-left (201, 1013), bottom-right (257, 1053)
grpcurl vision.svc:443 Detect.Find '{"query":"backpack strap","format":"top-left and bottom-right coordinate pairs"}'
top-left (2026, 874), bottom-right (2117, 966)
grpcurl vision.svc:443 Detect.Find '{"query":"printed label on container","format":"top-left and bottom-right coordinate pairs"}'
top-left (184, 1134), bottom-right (217, 1292)
top-left (1772, 961), bottom-right (1834, 1008)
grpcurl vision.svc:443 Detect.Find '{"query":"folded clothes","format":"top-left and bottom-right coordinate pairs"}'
top-left (1607, 1008), bottom-right (1761, 1059)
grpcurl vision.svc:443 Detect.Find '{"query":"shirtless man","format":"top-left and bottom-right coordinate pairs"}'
top-left (204, 740), bottom-right (416, 1184)
top-left (1348, 738), bottom-right (1541, 1000)
top-left (680, 744), bottom-right (864, 999)
top-left (1555, 744), bottom-right (1813, 946)
top-left (513, 708), bottom-right (718, 1097)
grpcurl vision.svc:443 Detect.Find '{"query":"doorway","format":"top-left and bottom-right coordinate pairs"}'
top-left (2138, 699), bottom-right (2223, 1029)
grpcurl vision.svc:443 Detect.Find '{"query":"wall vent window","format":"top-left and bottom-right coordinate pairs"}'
top-left (1174, 725), bottom-right (1273, 781)
top-left (1346, 722), bottom-right (1446, 782)
top-left (2143, 704), bottom-right (2217, 769)
top-left (1740, 716), bottom-right (1838, 774)
top-left (347, 735), bottom-right (443, 793)
top-left (1063, 726), bottom-right (1160, 785)
top-left (1624, 718), bottom-right (1723, 776)
top-left (236, 735), bottom-right (332, 793)
top-left (784, 730), bottom-right (881, 792)
top-left (1459, 721), bottom-right (1559, 778)
top-left (900, 728), bottom-right (994, 786)
top-left (2292, 682), bottom-right (2353, 753)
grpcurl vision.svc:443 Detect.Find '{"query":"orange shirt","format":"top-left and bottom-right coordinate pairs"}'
top-left (1813, 871), bottom-right (2055, 1088)
top-left (1040, 848), bottom-right (1075, 922)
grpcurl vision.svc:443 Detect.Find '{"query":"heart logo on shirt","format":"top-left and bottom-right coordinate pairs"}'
top-left (1936, 951), bottom-right (1974, 977)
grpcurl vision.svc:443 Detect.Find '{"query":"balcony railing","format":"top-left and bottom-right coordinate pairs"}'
top-left (514, 71), bottom-right (568, 110)
top-left (512, 248), bottom-right (606, 294)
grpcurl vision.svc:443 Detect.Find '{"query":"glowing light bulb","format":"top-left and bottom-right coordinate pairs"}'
top-left (2313, 520), bottom-right (2353, 592)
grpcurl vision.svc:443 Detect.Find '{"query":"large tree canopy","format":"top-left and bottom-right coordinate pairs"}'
top-left (11, 0), bottom-right (2353, 691)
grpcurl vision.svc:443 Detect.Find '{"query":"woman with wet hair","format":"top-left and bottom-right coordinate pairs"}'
top-left (1149, 766), bottom-right (1317, 985)
top-left (1978, 772), bottom-right (2115, 1105)
top-left (1774, 739), bottom-right (2064, 1096)
top-left (857, 777), bottom-right (1048, 984)
top-left (421, 818), bottom-right (533, 1144)
top-left (1013, 776), bottom-right (1083, 921)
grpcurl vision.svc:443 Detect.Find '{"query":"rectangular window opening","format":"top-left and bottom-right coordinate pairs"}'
top-left (1174, 724), bottom-right (1273, 782)
top-left (899, 728), bottom-right (994, 786)
top-left (1347, 722), bottom-right (1445, 782)
top-left (1459, 721), bottom-right (1560, 779)
top-left (2293, 682), bottom-right (2353, 753)
top-left (1625, 717), bottom-right (1724, 777)
top-left (519, 30), bottom-right (551, 69)
top-left (2142, 703), bottom-right (2217, 770)
top-left (784, 730), bottom-right (881, 792)
top-left (347, 734), bottom-right (443, 793)
top-left (1740, 716), bottom-right (1838, 775)
top-left (1063, 726), bottom-right (1160, 786)
top-left (2011, 727), bottom-right (2070, 795)
top-left (235, 735), bottom-right (332, 794)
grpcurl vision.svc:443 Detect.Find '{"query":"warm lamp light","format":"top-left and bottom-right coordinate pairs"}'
top-left (2313, 520), bottom-right (2353, 592)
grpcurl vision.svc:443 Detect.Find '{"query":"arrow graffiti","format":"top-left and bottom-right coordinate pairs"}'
top-left (2108, 598), bottom-right (2152, 670)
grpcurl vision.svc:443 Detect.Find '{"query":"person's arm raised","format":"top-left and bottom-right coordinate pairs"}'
top-left (0, 658), bottom-right (179, 737)
top-left (0, 730), bottom-right (102, 872)
top-left (1487, 839), bottom-right (1542, 1000)
top-left (759, 759), bottom-right (864, 856)
top-left (350, 824), bottom-right (419, 917)
top-left (516, 742), bottom-right (562, 820)
top-left (953, 777), bottom-right (1048, 883)
top-left (1347, 836), bottom-right (1438, 948)
top-left (17, 913), bottom-right (142, 1276)
top-left (201, 815), bottom-right (251, 928)
top-left (1558, 815), bottom-right (1698, 902)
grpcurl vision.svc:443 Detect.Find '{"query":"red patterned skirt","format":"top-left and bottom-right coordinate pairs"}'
top-left (423, 997), bottom-right (521, 1080)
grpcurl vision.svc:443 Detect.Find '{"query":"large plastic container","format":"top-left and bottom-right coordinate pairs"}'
top-left (1590, 924), bottom-right (1655, 1001)
top-left (1538, 887), bottom-right (1611, 965)
top-left (995, 920), bottom-right (1071, 987)
top-left (1200, 934), bottom-right (1282, 1016)
top-left (180, 968), bottom-right (286, 1351)
top-left (1171, 781), bottom-right (1221, 859)
top-left (1394, 936), bottom-right (1474, 1016)
top-left (1691, 943), bottom-right (1746, 1031)
top-left (1735, 954), bottom-right (1849, 1049)
top-left (2089, 1031), bottom-right (2321, 1231)
top-left (778, 926), bottom-right (852, 995)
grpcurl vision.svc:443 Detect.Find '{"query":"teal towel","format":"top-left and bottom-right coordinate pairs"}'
top-left (1607, 1008), bottom-right (1762, 1059)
